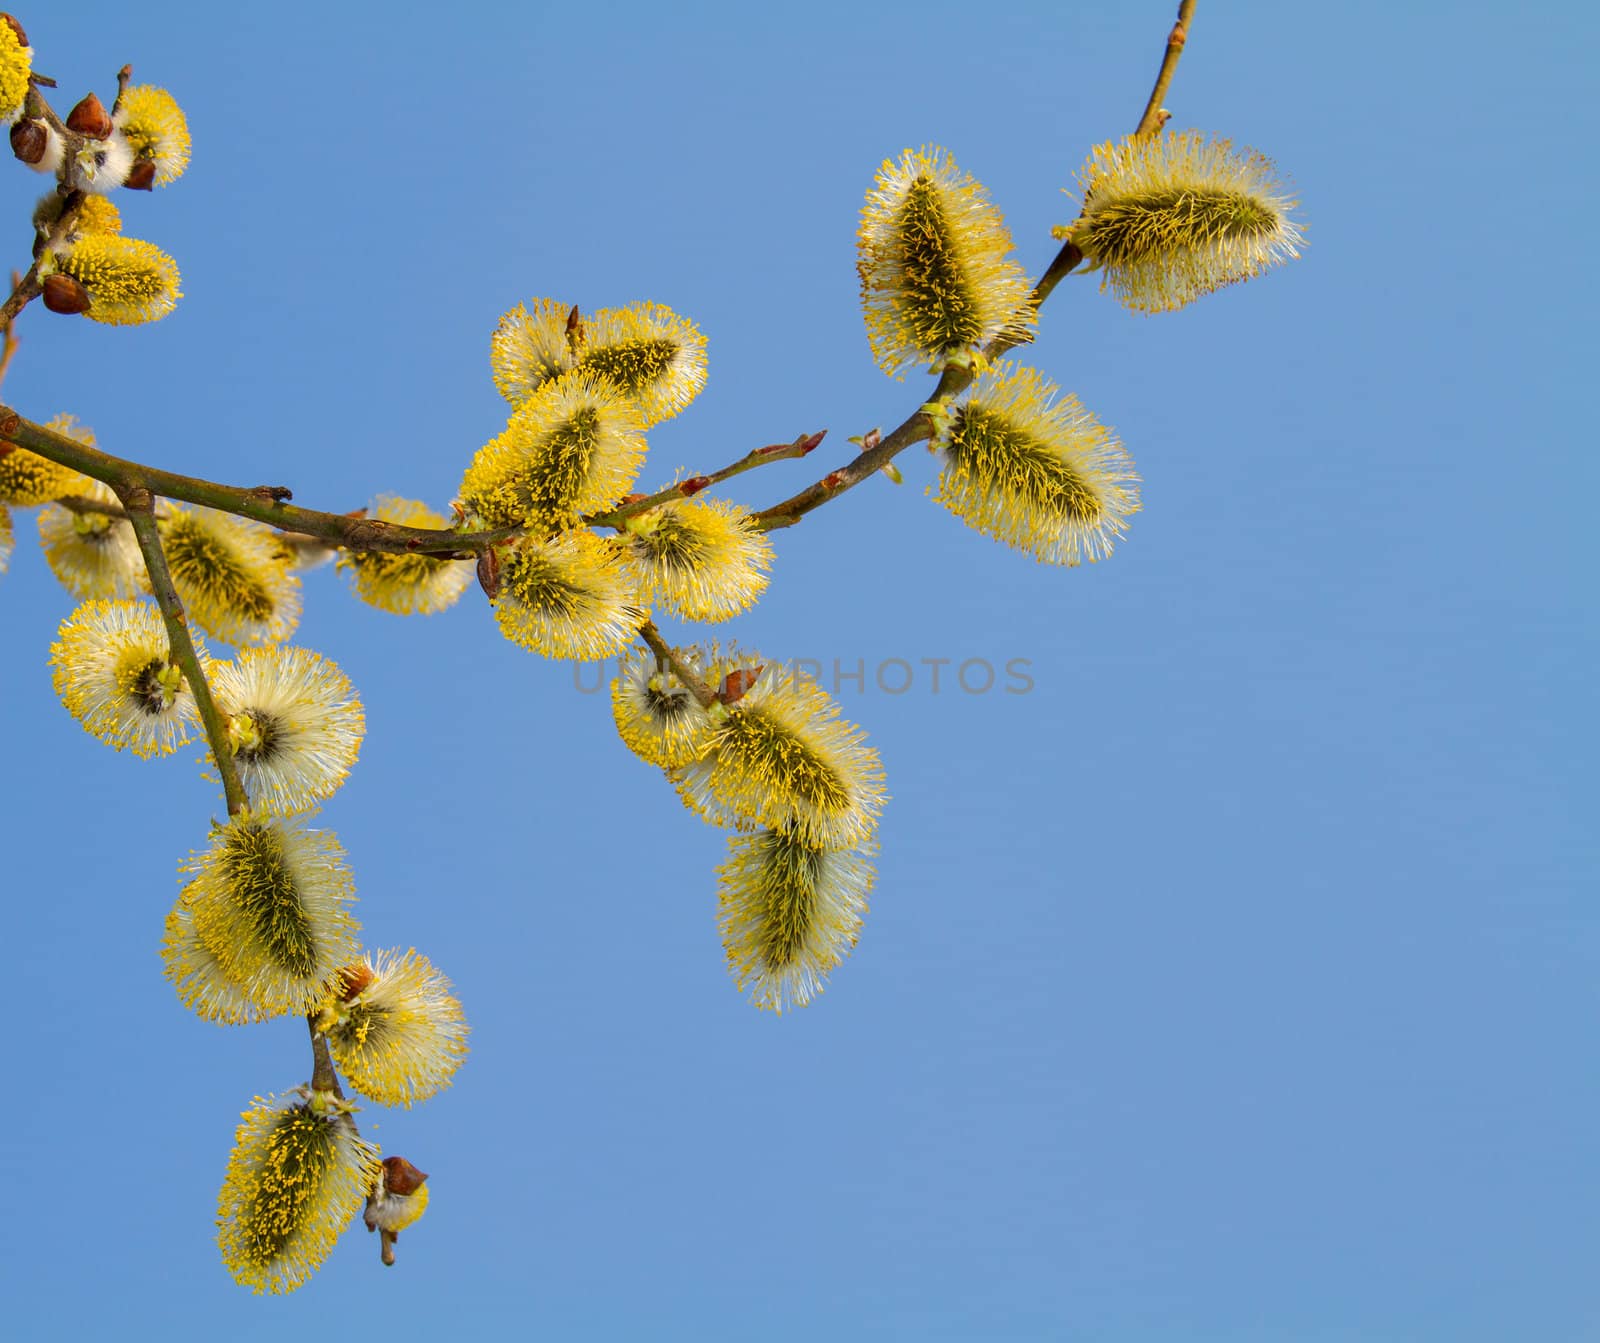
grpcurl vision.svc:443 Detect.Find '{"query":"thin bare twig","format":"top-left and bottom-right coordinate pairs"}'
top-left (118, 486), bottom-right (249, 816)
top-left (753, 1), bottom-right (1199, 532)
top-left (1136, 1), bottom-right (1197, 137)
top-left (0, 272), bottom-right (20, 389)
top-left (590, 431), bottom-right (826, 529)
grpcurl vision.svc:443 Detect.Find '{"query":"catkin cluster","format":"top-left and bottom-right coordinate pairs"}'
top-left (2, 5), bottom-right (1303, 1297)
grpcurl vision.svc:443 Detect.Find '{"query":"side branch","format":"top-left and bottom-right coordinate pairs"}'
top-left (751, 0), bottom-right (1198, 531)
top-left (589, 431), bottom-right (825, 530)
top-left (1, 407), bottom-right (505, 556)
top-left (118, 487), bottom-right (249, 816)
top-left (638, 619), bottom-right (718, 709)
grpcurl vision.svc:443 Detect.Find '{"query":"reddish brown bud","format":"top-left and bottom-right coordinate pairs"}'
top-left (678, 475), bottom-right (711, 497)
top-left (65, 92), bottom-right (113, 141)
top-left (380, 1156), bottom-right (429, 1195)
top-left (797, 430), bottom-right (827, 454)
top-left (41, 273), bottom-right (90, 315)
top-left (124, 159), bottom-right (157, 191)
top-left (336, 963), bottom-right (376, 1001)
top-left (9, 118), bottom-right (45, 166)
top-left (476, 545), bottom-right (501, 600)
top-left (720, 665), bottom-right (765, 704)
top-left (821, 470), bottom-right (845, 491)
top-left (0, 13), bottom-right (28, 47)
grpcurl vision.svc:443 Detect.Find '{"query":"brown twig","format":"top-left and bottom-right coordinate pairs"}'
top-left (117, 486), bottom-right (249, 816)
top-left (589, 431), bottom-right (826, 529)
top-left (752, 2), bottom-right (1199, 532)
top-left (638, 618), bottom-right (718, 709)
top-left (0, 272), bottom-right (20, 389)
top-left (1136, 1), bottom-right (1196, 137)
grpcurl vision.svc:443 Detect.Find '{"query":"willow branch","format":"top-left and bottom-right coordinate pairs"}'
top-left (1136, 0), bottom-right (1196, 136)
top-left (589, 431), bottom-right (825, 529)
top-left (638, 619), bottom-right (717, 709)
top-left (118, 486), bottom-right (249, 816)
top-left (753, 1), bottom-right (1198, 532)
top-left (0, 274), bottom-right (20, 388)
top-left (0, 407), bottom-right (504, 556)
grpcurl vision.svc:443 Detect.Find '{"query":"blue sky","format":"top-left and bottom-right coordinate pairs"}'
top-left (2, 1), bottom-right (1594, 1338)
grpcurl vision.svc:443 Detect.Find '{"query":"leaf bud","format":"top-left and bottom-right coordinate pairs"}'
top-left (123, 158), bottom-right (156, 191)
top-left (9, 117), bottom-right (44, 164)
top-left (336, 961), bottom-right (376, 1001)
top-left (475, 543), bottom-right (501, 600)
top-left (720, 665), bottom-right (765, 704)
top-left (41, 272), bottom-right (90, 314)
top-left (65, 92), bottom-right (114, 140)
top-left (380, 1156), bottom-right (429, 1196)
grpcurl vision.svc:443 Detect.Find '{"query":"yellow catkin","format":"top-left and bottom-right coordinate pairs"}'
top-left (1063, 131), bottom-right (1303, 313)
top-left (935, 362), bottom-right (1140, 565)
top-left (0, 21), bottom-right (31, 122)
top-left (575, 301), bottom-right (707, 427)
top-left (460, 371), bottom-right (648, 529)
top-left (217, 1092), bottom-right (380, 1295)
top-left (492, 529), bottom-right (638, 660)
top-left (115, 85), bottom-right (191, 185)
top-left (620, 496), bottom-right (771, 623)
top-left (320, 949), bottom-right (469, 1108)
top-left (857, 146), bottom-right (1034, 375)
top-left (676, 665), bottom-right (885, 848)
top-left (717, 825), bottom-right (876, 1013)
top-left (55, 235), bottom-right (182, 325)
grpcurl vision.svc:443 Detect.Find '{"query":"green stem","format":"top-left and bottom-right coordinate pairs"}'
top-left (118, 487), bottom-right (249, 816)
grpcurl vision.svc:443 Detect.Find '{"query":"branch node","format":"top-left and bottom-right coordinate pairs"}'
top-left (246, 484), bottom-right (293, 504)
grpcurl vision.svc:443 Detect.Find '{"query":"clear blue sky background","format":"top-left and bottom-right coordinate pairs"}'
top-left (2, 2), bottom-right (1593, 1339)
